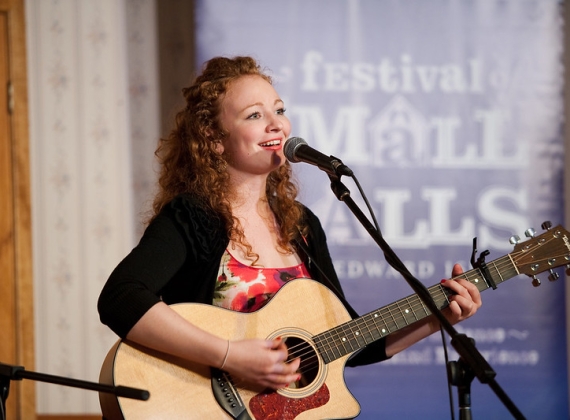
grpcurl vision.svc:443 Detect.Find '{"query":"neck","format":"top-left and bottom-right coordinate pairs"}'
top-left (228, 172), bottom-right (268, 209)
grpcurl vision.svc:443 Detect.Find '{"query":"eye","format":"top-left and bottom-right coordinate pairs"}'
top-left (247, 112), bottom-right (261, 120)
top-left (276, 108), bottom-right (287, 115)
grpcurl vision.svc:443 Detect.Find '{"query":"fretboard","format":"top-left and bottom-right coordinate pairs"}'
top-left (313, 254), bottom-right (518, 364)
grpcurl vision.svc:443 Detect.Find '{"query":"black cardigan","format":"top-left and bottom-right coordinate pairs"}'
top-left (98, 193), bottom-right (387, 366)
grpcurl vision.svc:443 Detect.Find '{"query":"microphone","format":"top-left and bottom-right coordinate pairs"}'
top-left (283, 137), bottom-right (353, 177)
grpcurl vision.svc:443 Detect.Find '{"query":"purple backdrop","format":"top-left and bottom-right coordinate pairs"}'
top-left (196, 1), bottom-right (567, 418)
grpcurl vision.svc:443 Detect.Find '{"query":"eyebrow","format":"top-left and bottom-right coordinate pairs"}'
top-left (239, 98), bottom-right (284, 113)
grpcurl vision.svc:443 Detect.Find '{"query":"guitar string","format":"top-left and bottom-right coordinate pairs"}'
top-left (264, 261), bottom-right (492, 375)
top-left (287, 254), bottom-right (502, 359)
top-left (284, 249), bottom-right (516, 364)
top-left (228, 238), bottom-right (566, 389)
top-left (275, 242), bottom-right (565, 376)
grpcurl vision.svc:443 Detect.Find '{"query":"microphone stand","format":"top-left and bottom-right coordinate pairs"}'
top-left (447, 344), bottom-right (477, 420)
top-left (326, 173), bottom-right (525, 419)
top-left (0, 362), bottom-right (149, 420)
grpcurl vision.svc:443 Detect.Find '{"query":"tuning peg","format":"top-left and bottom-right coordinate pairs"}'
top-left (525, 228), bottom-right (536, 238)
top-left (531, 276), bottom-right (541, 287)
top-left (548, 269), bottom-right (560, 282)
top-left (509, 235), bottom-right (521, 245)
top-left (541, 221), bottom-right (552, 230)
top-left (547, 258), bottom-right (560, 281)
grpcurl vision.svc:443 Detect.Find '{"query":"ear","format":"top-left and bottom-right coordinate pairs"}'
top-left (214, 140), bottom-right (224, 154)
top-left (205, 127), bottom-right (224, 154)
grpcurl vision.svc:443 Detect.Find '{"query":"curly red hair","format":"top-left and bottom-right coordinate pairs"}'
top-left (152, 56), bottom-right (307, 259)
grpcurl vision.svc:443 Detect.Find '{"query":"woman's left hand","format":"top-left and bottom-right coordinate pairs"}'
top-left (440, 263), bottom-right (482, 324)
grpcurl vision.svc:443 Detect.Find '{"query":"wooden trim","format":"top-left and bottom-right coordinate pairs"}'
top-left (0, 5), bottom-right (17, 417)
top-left (0, 0), bottom-right (35, 419)
top-left (38, 417), bottom-right (101, 420)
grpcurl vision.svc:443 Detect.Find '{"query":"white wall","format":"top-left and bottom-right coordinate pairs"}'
top-left (26, 0), bottom-right (159, 413)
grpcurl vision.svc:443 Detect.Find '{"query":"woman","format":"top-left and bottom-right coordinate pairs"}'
top-left (98, 56), bottom-right (481, 392)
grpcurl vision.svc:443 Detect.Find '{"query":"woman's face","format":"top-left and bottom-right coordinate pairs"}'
top-left (218, 75), bottom-right (291, 177)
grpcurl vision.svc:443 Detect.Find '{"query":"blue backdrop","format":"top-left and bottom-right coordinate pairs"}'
top-left (196, 1), bottom-right (567, 418)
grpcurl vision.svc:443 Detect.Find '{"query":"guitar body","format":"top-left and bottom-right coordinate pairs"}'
top-left (100, 279), bottom-right (361, 420)
top-left (100, 223), bottom-right (570, 419)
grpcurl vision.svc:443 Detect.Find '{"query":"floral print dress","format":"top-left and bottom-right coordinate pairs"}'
top-left (213, 249), bottom-right (311, 313)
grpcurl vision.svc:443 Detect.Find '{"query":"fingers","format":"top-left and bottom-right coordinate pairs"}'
top-left (445, 264), bottom-right (482, 303)
top-left (444, 279), bottom-right (481, 303)
top-left (441, 266), bottom-right (482, 322)
top-left (268, 337), bottom-right (289, 366)
top-left (253, 338), bottom-right (298, 389)
top-left (269, 337), bottom-right (301, 374)
top-left (451, 263), bottom-right (464, 277)
top-left (237, 337), bottom-right (299, 389)
top-left (266, 361), bottom-right (301, 389)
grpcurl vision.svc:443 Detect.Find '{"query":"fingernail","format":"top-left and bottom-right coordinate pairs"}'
top-left (440, 279), bottom-right (446, 283)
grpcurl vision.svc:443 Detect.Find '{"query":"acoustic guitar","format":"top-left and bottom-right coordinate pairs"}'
top-left (99, 223), bottom-right (570, 419)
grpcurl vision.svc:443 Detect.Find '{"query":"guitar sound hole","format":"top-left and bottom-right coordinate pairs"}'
top-left (284, 336), bottom-right (319, 388)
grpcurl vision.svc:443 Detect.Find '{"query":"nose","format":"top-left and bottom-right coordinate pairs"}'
top-left (267, 114), bottom-right (284, 132)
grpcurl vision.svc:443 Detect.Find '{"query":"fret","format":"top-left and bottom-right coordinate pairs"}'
top-left (461, 255), bottom-right (517, 292)
top-left (368, 310), bottom-right (390, 337)
top-left (338, 324), bottom-right (357, 352)
top-left (500, 254), bottom-right (519, 281)
top-left (411, 295), bottom-right (429, 319)
top-left (398, 296), bottom-right (417, 325)
top-left (315, 263), bottom-right (504, 364)
top-left (489, 259), bottom-right (504, 284)
top-left (351, 317), bottom-right (373, 346)
top-left (427, 284), bottom-right (450, 310)
top-left (355, 316), bottom-right (376, 344)
top-left (386, 304), bottom-right (402, 330)
top-left (315, 330), bottom-right (342, 363)
top-left (331, 326), bottom-right (352, 355)
top-left (311, 226), bottom-right (569, 365)
top-left (465, 269), bottom-right (486, 292)
top-left (419, 299), bottom-right (431, 319)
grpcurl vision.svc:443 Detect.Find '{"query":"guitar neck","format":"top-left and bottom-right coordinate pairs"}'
top-left (314, 254), bottom-right (517, 364)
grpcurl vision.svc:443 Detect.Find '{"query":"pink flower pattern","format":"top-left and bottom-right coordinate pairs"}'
top-left (213, 250), bottom-right (311, 313)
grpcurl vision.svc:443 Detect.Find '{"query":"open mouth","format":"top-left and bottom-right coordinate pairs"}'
top-left (259, 140), bottom-right (281, 148)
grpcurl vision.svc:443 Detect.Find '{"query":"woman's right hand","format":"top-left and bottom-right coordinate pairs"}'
top-left (222, 337), bottom-right (301, 389)
top-left (124, 303), bottom-right (300, 389)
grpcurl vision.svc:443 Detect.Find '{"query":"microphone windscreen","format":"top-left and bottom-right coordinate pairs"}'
top-left (283, 137), bottom-right (307, 162)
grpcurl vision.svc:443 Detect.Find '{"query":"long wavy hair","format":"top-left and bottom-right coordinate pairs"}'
top-left (152, 56), bottom-right (307, 260)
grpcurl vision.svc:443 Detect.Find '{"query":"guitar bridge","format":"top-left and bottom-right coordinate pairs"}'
top-left (211, 368), bottom-right (251, 420)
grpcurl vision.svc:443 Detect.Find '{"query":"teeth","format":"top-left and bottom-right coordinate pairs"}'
top-left (260, 140), bottom-right (280, 147)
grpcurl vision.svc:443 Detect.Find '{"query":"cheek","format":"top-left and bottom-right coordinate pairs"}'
top-left (283, 119), bottom-right (292, 138)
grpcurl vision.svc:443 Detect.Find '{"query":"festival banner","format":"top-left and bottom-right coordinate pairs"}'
top-left (196, 1), bottom-right (567, 418)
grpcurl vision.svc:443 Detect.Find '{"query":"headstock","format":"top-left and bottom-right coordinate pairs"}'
top-left (509, 221), bottom-right (570, 286)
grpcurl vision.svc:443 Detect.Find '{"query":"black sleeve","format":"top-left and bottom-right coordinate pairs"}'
top-left (97, 211), bottom-right (189, 338)
top-left (97, 194), bottom-right (226, 338)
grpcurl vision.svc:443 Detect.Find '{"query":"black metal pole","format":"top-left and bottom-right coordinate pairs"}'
top-left (0, 362), bottom-right (149, 420)
top-left (328, 176), bottom-right (525, 419)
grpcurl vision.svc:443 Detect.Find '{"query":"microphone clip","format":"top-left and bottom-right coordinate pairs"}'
top-left (328, 156), bottom-right (353, 178)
